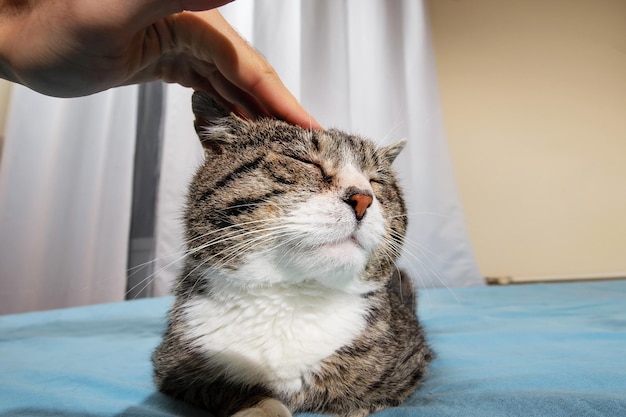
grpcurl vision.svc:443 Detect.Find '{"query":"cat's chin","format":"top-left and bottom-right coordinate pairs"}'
top-left (313, 232), bottom-right (357, 248)
top-left (217, 240), bottom-right (372, 294)
top-left (288, 238), bottom-right (371, 290)
top-left (311, 235), bottom-right (366, 263)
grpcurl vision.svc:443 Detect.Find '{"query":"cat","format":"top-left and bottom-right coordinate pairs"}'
top-left (152, 92), bottom-right (433, 417)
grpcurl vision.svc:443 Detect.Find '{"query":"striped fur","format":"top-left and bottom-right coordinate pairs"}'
top-left (152, 92), bottom-right (432, 417)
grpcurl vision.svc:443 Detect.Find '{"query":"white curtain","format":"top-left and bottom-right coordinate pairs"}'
top-left (154, 0), bottom-right (483, 294)
top-left (0, 86), bottom-right (137, 314)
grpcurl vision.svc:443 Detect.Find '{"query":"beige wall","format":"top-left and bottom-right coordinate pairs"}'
top-left (427, 0), bottom-right (626, 279)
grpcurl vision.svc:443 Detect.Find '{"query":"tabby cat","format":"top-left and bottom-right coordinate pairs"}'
top-left (152, 92), bottom-right (432, 417)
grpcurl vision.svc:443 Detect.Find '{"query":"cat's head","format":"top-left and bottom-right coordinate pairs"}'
top-left (184, 92), bottom-right (407, 294)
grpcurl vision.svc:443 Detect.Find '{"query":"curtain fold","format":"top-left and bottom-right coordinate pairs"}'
top-left (126, 82), bottom-right (166, 300)
top-left (0, 86), bottom-right (138, 314)
top-left (155, 0), bottom-right (482, 293)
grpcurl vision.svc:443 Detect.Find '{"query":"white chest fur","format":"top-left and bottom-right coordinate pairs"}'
top-left (180, 283), bottom-right (369, 394)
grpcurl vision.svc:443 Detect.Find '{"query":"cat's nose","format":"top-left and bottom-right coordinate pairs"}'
top-left (345, 191), bottom-right (373, 221)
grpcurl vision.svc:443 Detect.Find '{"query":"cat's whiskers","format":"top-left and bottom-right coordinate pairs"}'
top-left (187, 213), bottom-right (360, 291)
top-left (388, 210), bottom-right (461, 297)
top-left (384, 211), bottom-right (456, 283)
top-left (379, 120), bottom-right (407, 147)
top-left (125, 248), bottom-right (193, 299)
top-left (380, 238), bottom-right (433, 303)
top-left (177, 226), bottom-right (300, 299)
top-left (368, 236), bottom-right (407, 303)
top-left (204, 227), bottom-right (297, 271)
top-left (387, 230), bottom-right (459, 302)
top-left (163, 199), bottom-right (284, 296)
top-left (388, 210), bottom-right (451, 220)
top-left (184, 232), bottom-right (300, 300)
top-left (388, 230), bottom-right (440, 283)
top-left (224, 226), bottom-right (306, 268)
top-left (174, 227), bottom-right (285, 292)
top-left (126, 218), bottom-right (280, 279)
top-left (127, 218), bottom-right (284, 299)
top-left (261, 227), bottom-right (314, 267)
top-left (377, 233), bottom-right (437, 304)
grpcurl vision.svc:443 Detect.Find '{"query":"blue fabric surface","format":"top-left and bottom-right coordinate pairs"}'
top-left (1, 281), bottom-right (625, 417)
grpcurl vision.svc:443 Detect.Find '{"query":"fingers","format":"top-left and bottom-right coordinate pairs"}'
top-left (238, 66), bottom-right (324, 130)
top-left (191, 65), bottom-right (271, 120)
top-left (125, 8), bottom-right (322, 130)
top-left (173, 10), bottom-right (323, 129)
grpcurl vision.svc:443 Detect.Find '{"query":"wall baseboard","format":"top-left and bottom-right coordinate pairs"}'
top-left (486, 273), bottom-right (626, 285)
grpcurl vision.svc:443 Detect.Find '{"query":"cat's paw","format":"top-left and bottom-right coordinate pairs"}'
top-left (232, 399), bottom-right (292, 417)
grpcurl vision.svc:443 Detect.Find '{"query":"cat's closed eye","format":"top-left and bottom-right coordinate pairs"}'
top-left (284, 154), bottom-right (332, 183)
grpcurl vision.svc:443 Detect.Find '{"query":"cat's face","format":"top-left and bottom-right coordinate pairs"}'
top-left (185, 93), bottom-right (407, 293)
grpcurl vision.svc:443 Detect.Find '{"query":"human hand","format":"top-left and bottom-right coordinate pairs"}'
top-left (0, 0), bottom-right (321, 129)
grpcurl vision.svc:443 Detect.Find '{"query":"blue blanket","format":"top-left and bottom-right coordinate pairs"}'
top-left (1, 281), bottom-right (625, 417)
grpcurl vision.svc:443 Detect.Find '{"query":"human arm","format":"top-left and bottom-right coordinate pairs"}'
top-left (0, 0), bottom-right (321, 128)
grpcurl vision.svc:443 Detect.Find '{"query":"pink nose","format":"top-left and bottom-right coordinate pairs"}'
top-left (347, 193), bottom-right (373, 221)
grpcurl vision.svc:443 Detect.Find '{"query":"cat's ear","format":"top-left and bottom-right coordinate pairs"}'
top-left (191, 91), bottom-right (248, 153)
top-left (379, 139), bottom-right (407, 164)
top-left (192, 90), bottom-right (231, 122)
